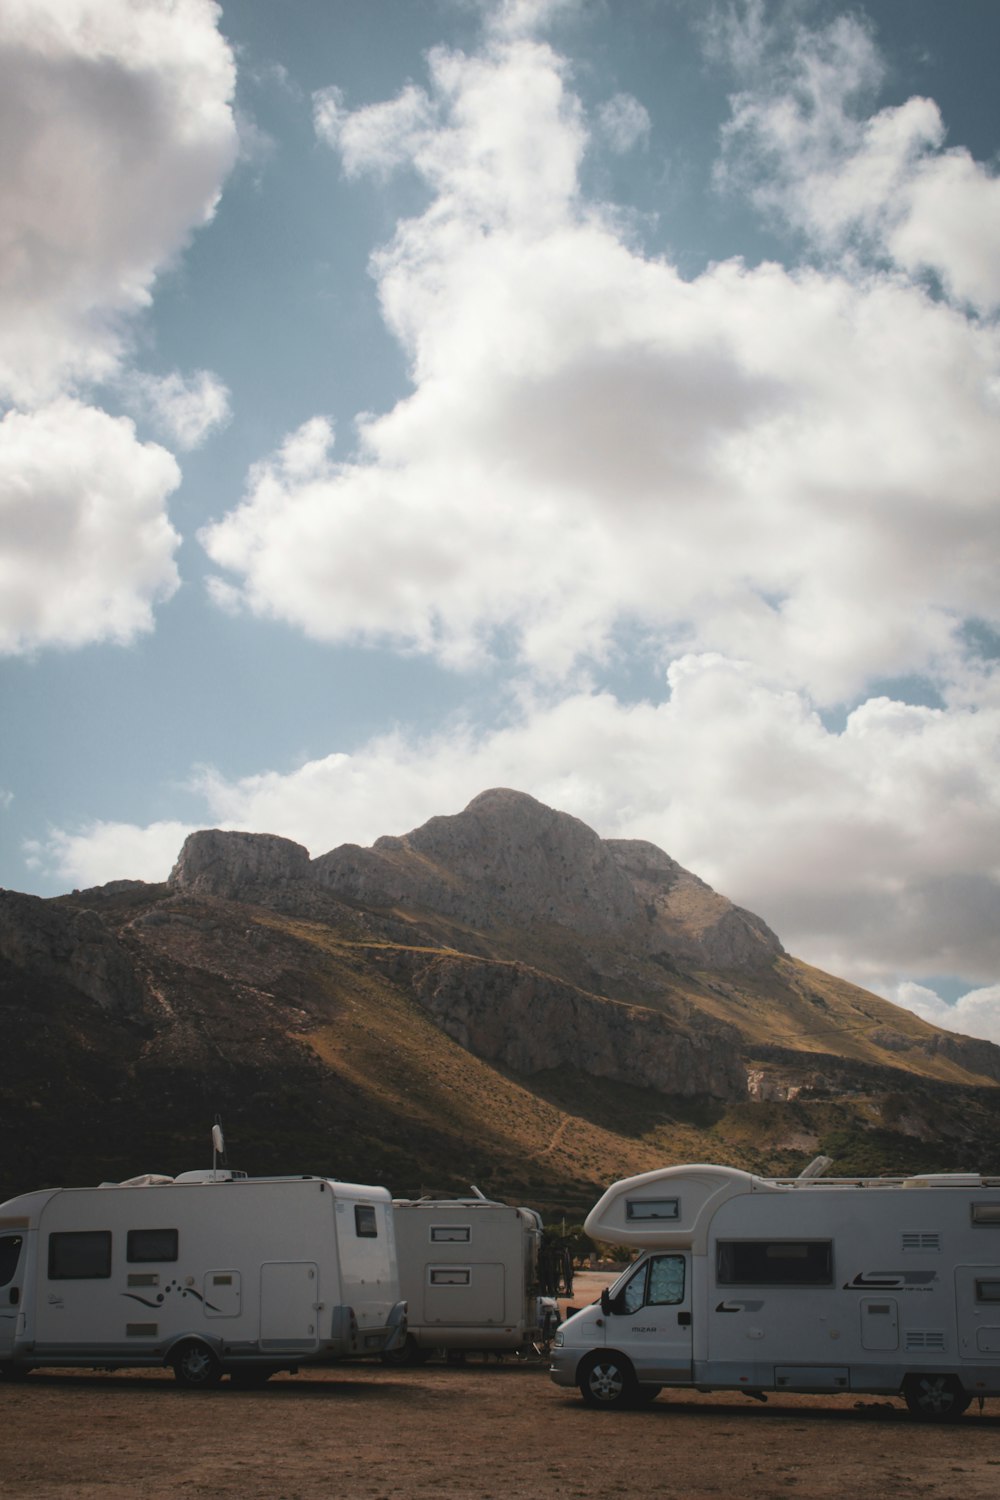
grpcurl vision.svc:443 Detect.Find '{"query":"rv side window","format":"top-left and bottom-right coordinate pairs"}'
top-left (429, 1268), bottom-right (471, 1285)
top-left (716, 1240), bottom-right (833, 1286)
top-left (971, 1204), bottom-right (1000, 1225)
top-left (354, 1205), bottom-right (378, 1238)
top-left (976, 1279), bottom-right (1000, 1303)
top-left (127, 1228), bottom-right (179, 1263)
top-left (48, 1230), bottom-right (112, 1280)
top-left (620, 1254), bottom-right (686, 1312)
top-left (430, 1225), bottom-right (471, 1243)
top-left (0, 1234), bottom-right (23, 1286)
top-left (626, 1198), bottom-right (680, 1222)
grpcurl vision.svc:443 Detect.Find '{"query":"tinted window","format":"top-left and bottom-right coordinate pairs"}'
top-left (127, 1228), bottom-right (178, 1263)
top-left (0, 1234), bottom-right (23, 1287)
top-left (49, 1231), bottom-right (112, 1280)
top-left (355, 1204), bottom-right (378, 1238)
top-left (626, 1199), bottom-right (679, 1222)
top-left (717, 1240), bottom-right (833, 1286)
top-left (430, 1225), bottom-right (470, 1242)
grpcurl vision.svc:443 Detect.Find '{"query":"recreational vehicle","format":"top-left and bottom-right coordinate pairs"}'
top-left (550, 1162), bottom-right (1000, 1420)
top-left (388, 1194), bottom-right (554, 1361)
top-left (0, 1169), bottom-right (406, 1387)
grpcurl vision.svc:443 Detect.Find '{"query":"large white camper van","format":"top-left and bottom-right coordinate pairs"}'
top-left (389, 1195), bottom-right (551, 1361)
top-left (550, 1162), bottom-right (1000, 1421)
top-left (0, 1169), bottom-right (405, 1387)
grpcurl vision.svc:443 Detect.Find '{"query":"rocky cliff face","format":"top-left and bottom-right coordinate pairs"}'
top-left (0, 890), bottom-right (142, 1013)
top-left (169, 830), bottom-right (312, 898)
top-left (372, 946), bottom-right (747, 1098)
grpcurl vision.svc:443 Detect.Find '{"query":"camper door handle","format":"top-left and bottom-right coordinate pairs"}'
top-left (677, 1311), bottom-right (691, 1326)
top-left (9, 1287), bottom-right (18, 1305)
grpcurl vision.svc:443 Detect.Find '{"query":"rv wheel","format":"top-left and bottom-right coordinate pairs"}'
top-left (577, 1352), bottom-right (638, 1409)
top-left (902, 1373), bottom-right (970, 1422)
top-left (171, 1341), bottom-right (223, 1390)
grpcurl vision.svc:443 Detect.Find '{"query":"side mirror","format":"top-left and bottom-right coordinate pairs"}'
top-left (600, 1288), bottom-right (612, 1316)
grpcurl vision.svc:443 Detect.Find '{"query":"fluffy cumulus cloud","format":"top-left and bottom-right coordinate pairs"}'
top-left (121, 369), bottom-right (232, 451)
top-left (201, 7), bottom-right (1000, 709)
top-left (895, 983), bottom-right (1000, 1048)
top-left (715, 9), bottom-right (1000, 313)
top-left (0, 0), bottom-right (237, 654)
top-left (0, 401), bottom-right (181, 653)
top-left (0, 0), bottom-right (238, 404)
top-left (25, 818), bottom-right (195, 891)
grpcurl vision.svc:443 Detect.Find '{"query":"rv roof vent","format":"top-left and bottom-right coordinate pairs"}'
top-left (797, 1156), bottom-right (833, 1181)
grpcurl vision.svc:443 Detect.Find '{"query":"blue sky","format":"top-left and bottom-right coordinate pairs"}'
top-left (2, 0), bottom-right (999, 1039)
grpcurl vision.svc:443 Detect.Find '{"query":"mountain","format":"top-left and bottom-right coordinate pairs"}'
top-left (3, 788), bottom-right (999, 1215)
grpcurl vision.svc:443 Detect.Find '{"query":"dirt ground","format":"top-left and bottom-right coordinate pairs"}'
top-left (4, 1276), bottom-right (1000, 1500)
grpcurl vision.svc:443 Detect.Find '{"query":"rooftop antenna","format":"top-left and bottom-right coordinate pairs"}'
top-left (212, 1116), bottom-right (226, 1179)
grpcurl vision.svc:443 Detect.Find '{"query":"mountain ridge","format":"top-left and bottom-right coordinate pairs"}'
top-left (3, 788), bottom-right (999, 1210)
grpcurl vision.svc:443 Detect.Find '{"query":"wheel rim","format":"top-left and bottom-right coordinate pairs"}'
top-left (918, 1377), bottom-right (952, 1413)
top-left (907, 1375), bottom-right (963, 1417)
top-left (587, 1360), bottom-right (626, 1402)
top-left (177, 1346), bottom-right (218, 1385)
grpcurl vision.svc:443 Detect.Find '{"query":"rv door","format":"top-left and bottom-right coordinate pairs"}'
top-left (602, 1253), bottom-right (692, 1383)
top-left (0, 1232), bottom-right (25, 1360)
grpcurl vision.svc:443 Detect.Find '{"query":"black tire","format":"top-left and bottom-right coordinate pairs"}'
top-left (171, 1341), bottom-right (223, 1390)
top-left (577, 1352), bottom-right (638, 1408)
top-left (0, 1362), bottom-right (31, 1382)
top-left (632, 1383), bottom-right (662, 1405)
top-left (902, 1373), bottom-right (970, 1422)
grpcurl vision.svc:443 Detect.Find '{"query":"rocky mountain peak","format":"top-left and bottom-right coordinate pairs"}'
top-left (169, 829), bottom-right (311, 899)
top-left (165, 790), bottom-right (781, 972)
top-left (314, 788), bottom-right (783, 972)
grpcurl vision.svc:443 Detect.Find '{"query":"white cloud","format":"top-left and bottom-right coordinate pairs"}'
top-left (716, 10), bottom-right (1000, 313)
top-left (203, 19), bottom-right (1000, 704)
top-left (25, 819), bottom-right (195, 890)
top-left (314, 84), bottom-right (437, 180)
top-left (0, 0), bottom-right (238, 406)
top-left (122, 369), bottom-right (232, 451)
top-left (597, 93), bottom-right (651, 154)
top-left (0, 401), bottom-right (181, 654)
top-left (0, 0), bottom-right (237, 657)
top-left (891, 982), bottom-right (1000, 1047)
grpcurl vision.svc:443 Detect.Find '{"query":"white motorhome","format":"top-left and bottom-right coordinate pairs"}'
top-left (550, 1162), bottom-right (1000, 1421)
top-left (388, 1194), bottom-right (553, 1362)
top-left (0, 1169), bottom-right (405, 1387)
